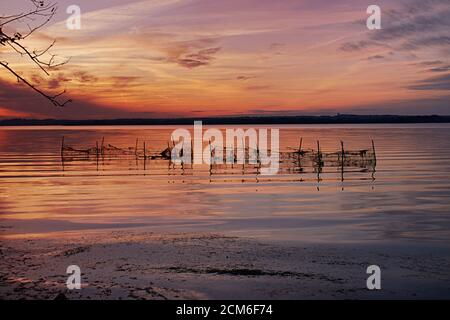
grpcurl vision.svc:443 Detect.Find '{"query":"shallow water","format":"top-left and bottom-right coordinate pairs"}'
top-left (1, 124), bottom-right (450, 245)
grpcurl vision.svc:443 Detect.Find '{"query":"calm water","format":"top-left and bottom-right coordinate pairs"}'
top-left (1, 124), bottom-right (450, 244)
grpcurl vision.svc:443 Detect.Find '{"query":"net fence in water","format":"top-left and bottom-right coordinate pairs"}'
top-left (60, 137), bottom-right (377, 176)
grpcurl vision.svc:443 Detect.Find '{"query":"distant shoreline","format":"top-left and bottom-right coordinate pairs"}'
top-left (1, 114), bottom-right (450, 126)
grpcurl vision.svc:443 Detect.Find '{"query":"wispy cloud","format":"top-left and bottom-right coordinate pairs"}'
top-left (236, 75), bottom-right (256, 81)
top-left (341, 1), bottom-right (450, 52)
top-left (340, 40), bottom-right (385, 52)
top-left (367, 54), bottom-right (385, 60)
top-left (408, 73), bottom-right (450, 91)
top-left (166, 45), bottom-right (222, 69)
top-left (430, 65), bottom-right (450, 73)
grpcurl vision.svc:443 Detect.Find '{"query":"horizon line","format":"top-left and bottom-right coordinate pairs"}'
top-left (1, 114), bottom-right (450, 126)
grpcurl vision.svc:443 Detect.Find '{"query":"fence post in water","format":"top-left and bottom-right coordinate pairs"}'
top-left (242, 136), bottom-right (245, 173)
top-left (135, 138), bottom-right (138, 159)
top-left (101, 137), bottom-right (105, 156)
top-left (317, 140), bottom-right (322, 166)
top-left (256, 144), bottom-right (260, 166)
top-left (60, 136), bottom-right (65, 171)
top-left (60, 136), bottom-right (65, 160)
top-left (295, 137), bottom-right (303, 170)
top-left (372, 139), bottom-right (377, 166)
top-left (143, 141), bottom-right (146, 159)
top-left (209, 140), bottom-right (212, 175)
top-left (316, 139), bottom-right (321, 184)
top-left (95, 141), bottom-right (99, 171)
top-left (143, 141), bottom-right (147, 172)
top-left (191, 139), bottom-right (194, 165)
top-left (340, 141), bottom-right (345, 182)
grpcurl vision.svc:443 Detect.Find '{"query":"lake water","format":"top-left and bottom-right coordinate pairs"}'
top-left (1, 124), bottom-right (450, 245)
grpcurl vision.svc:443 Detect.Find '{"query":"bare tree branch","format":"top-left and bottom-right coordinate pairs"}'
top-left (0, 61), bottom-right (71, 107)
top-left (0, 0), bottom-right (71, 107)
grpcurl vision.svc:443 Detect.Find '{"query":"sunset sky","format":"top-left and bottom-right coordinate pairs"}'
top-left (0, 0), bottom-right (449, 119)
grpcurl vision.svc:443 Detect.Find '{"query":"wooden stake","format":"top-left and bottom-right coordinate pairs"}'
top-left (372, 139), bottom-right (377, 165)
top-left (317, 140), bottom-right (321, 183)
top-left (340, 141), bottom-right (345, 182)
top-left (257, 144), bottom-right (260, 165)
top-left (209, 140), bottom-right (212, 175)
top-left (191, 139), bottom-right (194, 164)
top-left (135, 138), bottom-right (138, 158)
top-left (96, 141), bottom-right (99, 171)
top-left (60, 136), bottom-right (65, 159)
top-left (317, 140), bottom-right (322, 163)
top-left (242, 136), bottom-right (245, 169)
top-left (143, 141), bottom-right (146, 159)
top-left (143, 141), bottom-right (147, 171)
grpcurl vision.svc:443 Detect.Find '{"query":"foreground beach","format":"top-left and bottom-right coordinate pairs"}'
top-left (1, 229), bottom-right (449, 300)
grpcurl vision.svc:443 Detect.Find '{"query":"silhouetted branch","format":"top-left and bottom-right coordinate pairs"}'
top-left (0, 0), bottom-right (71, 107)
top-left (0, 61), bottom-right (71, 107)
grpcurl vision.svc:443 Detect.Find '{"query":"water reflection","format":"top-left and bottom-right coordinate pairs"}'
top-left (1, 124), bottom-right (450, 243)
top-left (59, 134), bottom-right (377, 185)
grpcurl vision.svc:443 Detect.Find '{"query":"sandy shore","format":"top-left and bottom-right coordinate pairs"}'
top-left (1, 229), bottom-right (450, 300)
